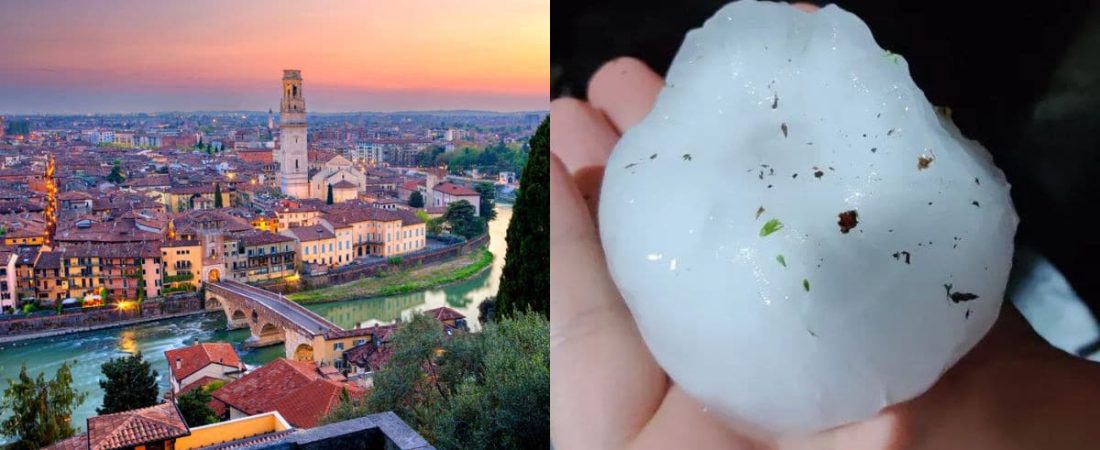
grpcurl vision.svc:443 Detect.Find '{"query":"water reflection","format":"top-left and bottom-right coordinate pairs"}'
top-left (0, 205), bottom-right (511, 439)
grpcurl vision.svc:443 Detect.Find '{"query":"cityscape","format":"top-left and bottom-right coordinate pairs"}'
top-left (0, 1), bottom-right (549, 450)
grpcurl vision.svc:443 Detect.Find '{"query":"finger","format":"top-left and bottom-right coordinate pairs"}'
top-left (550, 97), bottom-right (619, 175)
top-left (587, 57), bottom-right (664, 134)
top-left (551, 154), bottom-right (667, 449)
top-left (550, 97), bottom-right (619, 212)
top-left (630, 385), bottom-right (764, 450)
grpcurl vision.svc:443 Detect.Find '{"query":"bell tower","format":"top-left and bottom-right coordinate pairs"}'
top-left (277, 69), bottom-right (309, 198)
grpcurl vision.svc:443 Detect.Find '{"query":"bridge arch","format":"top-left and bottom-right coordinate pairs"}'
top-left (259, 323), bottom-right (280, 338)
top-left (206, 280), bottom-right (338, 358)
top-left (294, 343), bottom-right (314, 361)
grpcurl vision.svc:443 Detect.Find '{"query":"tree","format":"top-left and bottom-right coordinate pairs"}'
top-left (409, 191), bottom-right (425, 208)
top-left (99, 286), bottom-right (109, 303)
top-left (213, 183), bottom-right (223, 208)
top-left (107, 161), bottom-right (125, 184)
top-left (97, 352), bottom-right (158, 414)
top-left (1, 362), bottom-right (87, 450)
top-left (320, 312), bottom-right (549, 450)
top-left (442, 200), bottom-right (485, 239)
top-left (426, 217), bottom-right (445, 236)
top-left (497, 117), bottom-right (549, 318)
top-left (326, 183), bottom-right (334, 205)
top-left (177, 387), bottom-right (218, 427)
top-left (473, 183), bottom-right (497, 221)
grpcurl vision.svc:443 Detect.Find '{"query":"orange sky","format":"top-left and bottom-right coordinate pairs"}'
top-left (0, 0), bottom-right (549, 113)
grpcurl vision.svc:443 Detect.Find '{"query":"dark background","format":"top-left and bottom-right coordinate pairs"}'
top-left (552, 0), bottom-right (1100, 350)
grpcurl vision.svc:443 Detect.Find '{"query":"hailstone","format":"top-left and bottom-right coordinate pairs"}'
top-left (598, 0), bottom-right (1018, 436)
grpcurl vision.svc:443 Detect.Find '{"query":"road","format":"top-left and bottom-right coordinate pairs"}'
top-left (213, 280), bottom-right (339, 335)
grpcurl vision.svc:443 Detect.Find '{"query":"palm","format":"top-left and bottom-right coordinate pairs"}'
top-left (550, 20), bottom-right (1100, 450)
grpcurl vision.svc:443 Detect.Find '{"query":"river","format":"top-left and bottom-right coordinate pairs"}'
top-left (0, 204), bottom-right (511, 439)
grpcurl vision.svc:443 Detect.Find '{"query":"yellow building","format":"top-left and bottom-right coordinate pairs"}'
top-left (175, 411), bottom-right (292, 450)
top-left (319, 205), bottom-right (426, 258)
top-left (281, 225), bottom-right (336, 267)
top-left (162, 239), bottom-right (203, 293)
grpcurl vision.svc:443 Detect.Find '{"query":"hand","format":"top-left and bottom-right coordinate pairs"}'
top-left (550, 7), bottom-right (1100, 449)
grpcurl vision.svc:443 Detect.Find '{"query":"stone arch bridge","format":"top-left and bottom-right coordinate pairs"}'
top-left (206, 280), bottom-right (341, 362)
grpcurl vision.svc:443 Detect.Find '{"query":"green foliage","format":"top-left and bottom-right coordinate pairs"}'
top-left (497, 117), bottom-right (549, 318)
top-left (426, 217), bottom-right (445, 235)
top-left (177, 388), bottom-right (218, 427)
top-left (387, 256), bottom-right (403, 266)
top-left (163, 273), bottom-right (195, 283)
top-left (409, 190), bottom-right (425, 208)
top-left (437, 141), bottom-right (529, 175)
top-left (416, 146), bottom-right (446, 167)
top-left (326, 184), bottom-right (334, 205)
top-left (99, 286), bottom-right (109, 302)
top-left (415, 210), bottom-right (430, 223)
top-left (1, 362), bottom-right (87, 449)
top-left (442, 200), bottom-right (485, 239)
top-left (319, 312), bottom-right (549, 450)
top-left (97, 351), bottom-right (159, 414)
top-left (106, 161), bottom-right (125, 184)
top-left (214, 183), bottom-right (223, 208)
top-left (21, 303), bottom-right (35, 314)
top-left (473, 183), bottom-right (497, 221)
top-left (203, 379), bottom-right (226, 392)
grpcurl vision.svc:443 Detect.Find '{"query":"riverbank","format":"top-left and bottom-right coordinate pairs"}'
top-left (0, 308), bottom-right (213, 345)
top-left (288, 247), bottom-right (494, 305)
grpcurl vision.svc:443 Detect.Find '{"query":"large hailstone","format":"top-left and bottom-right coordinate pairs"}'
top-left (599, 0), bottom-right (1018, 436)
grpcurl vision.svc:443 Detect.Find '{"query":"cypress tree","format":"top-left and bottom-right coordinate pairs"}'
top-left (326, 184), bottom-right (334, 204)
top-left (213, 183), bottom-right (223, 208)
top-left (496, 117), bottom-right (548, 318)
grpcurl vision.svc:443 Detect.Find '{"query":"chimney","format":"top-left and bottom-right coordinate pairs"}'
top-left (175, 357), bottom-right (181, 371)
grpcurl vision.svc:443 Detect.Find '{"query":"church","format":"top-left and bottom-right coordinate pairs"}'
top-left (274, 69), bottom-right (367, 201)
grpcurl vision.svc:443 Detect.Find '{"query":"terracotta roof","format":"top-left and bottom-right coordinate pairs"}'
top-left (164, 342), bottom-right (242, 382)
top-left (213, 359), bottom-right (319, 416)
top-left (238, 230), bottom-right (295, 247)
top-left (284, 225), bottom-right (334, 242)
top-left (331, 180), bottom-right (357, 189)
top-left (212, 359), bottom-right (363, 428)
top-left (399, 180), bottom-right (422, 192)
top-left (266, 379), bottom-right (365, 428)
top-left (424, 306), bottom-right (466, 322)
top-left (432, 182), bottom-right (478, 197)
top-left (44, 434), bottom-right (87, 450)
top-left (162, 239), bottom-right (200, 248)
top-left (86, 402), bottom-right (189, 450)
top-left (60, 241), bottom-right (162, 259)
top-left (34, 250), bottom-right (63, 270)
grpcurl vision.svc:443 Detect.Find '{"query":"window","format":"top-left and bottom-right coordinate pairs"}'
top-left (355, 339), bottom-right (366, 346)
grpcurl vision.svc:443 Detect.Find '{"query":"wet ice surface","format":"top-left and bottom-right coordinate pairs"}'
top-left (600, 0), bottom-right (1018, 435)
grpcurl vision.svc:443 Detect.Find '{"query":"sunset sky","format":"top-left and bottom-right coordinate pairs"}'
top-left (0, 0), bottom-right (548, 114)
